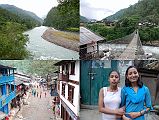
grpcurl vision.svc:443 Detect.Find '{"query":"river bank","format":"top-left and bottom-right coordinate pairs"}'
top-left (42, 28), bottom-right (80, 52)
top-left (25, 26), bottom-right (79, 60)
top-left (143, 40), bottom-right (159, 47)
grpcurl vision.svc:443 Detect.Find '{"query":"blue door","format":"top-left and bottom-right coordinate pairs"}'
top-left (80, 60), bottom-right (118, 105)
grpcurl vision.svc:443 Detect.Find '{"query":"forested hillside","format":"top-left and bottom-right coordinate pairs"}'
top-left (43, 0), bottom-right (79, 32)
top-left (106, 9), bottom-right (126, 21)
top-left (0, 7), bottom-right (32, 59)
top-left (80, 16), bottom-right (90, 23)
top-left (106, 0), bottom-right (159, 24)
top-left (86, 0), bottom-right (159, 45)
top-left (0, 4), bottom-right (43, 28)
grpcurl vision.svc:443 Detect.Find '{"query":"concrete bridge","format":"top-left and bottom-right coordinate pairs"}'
top-left (117, 29), bottom-right (146, 60)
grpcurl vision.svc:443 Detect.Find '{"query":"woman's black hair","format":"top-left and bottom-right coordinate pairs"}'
top-left (109, 70), bottom-right (120, 80)
top-left (125, 66), bottom-right (143, 88)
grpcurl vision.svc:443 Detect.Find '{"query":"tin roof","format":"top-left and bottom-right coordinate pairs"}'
top-left (80, 27), bottom-right (104, 45)
top-left (54, 60), bottom-right (75, 66)
top-left (0, 65), bottom-right (16, 69)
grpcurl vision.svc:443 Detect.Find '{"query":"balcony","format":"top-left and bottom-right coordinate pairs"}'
top-left (58, 73), bottom-right (69, 82)
top-left (0, 91), bottom-right (16, 108)
top-left (0, 75), bottom-right (14, 84)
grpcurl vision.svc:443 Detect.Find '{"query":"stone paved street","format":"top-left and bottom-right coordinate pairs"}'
top-left (80, 108), bottom-right (100, 120)
top-left (22, 91), bottom-right (53, 120)
top-left (14, 87), bottom-right (55, 120)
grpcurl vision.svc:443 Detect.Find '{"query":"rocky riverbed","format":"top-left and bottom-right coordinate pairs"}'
top-left (42, 28), bottom-right (80, 52)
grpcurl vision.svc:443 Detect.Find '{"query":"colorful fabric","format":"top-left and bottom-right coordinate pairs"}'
top-left (121, 85), bottom-right (152, 120)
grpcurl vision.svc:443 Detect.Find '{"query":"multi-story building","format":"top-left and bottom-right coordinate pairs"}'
top-left (55, 60), bottom-right (80, 120)
top-left (0, 65), bottom-right (16, 119)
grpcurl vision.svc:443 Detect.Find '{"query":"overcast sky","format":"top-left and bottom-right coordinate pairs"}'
top-left (80, 0), bottom-right (139, 20)
top-left (0, 0), bottom-right (58, 18)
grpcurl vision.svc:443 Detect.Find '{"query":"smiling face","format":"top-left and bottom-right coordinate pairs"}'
top-left (109, 71), bottom-right (120, 86)
top-left (126, 67), bottom-right (139, 83)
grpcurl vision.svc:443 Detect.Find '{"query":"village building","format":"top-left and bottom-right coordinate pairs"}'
top-left (54, 60), bottom-right (80, 120)
top-left (0, 65), bottom-right (16, 119)
top-left (10, 73), bottom-right (31, 112)
top-left (80, 27), bottom-right (104, 59)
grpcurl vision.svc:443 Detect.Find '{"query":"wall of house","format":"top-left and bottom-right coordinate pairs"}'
top-left (87, 43), bottom-right (98, 53)
top-left (58, 61), bottom-right (80, 118)
top-left (0, 67), bottom-right (16, 114)
top-left (60, 82), bottom-right (79, 117)
top-left (140, 72), bottom-right (159, 105)
top-left (69, 61), bottom-right (80, 82)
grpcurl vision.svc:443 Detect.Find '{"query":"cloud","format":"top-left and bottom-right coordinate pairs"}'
top-left (80, 1), bottom-right (113, 20)
top-left (0, 0), bottom-right (58, 18)
top-left (80, 0), bottom-right (139, 20)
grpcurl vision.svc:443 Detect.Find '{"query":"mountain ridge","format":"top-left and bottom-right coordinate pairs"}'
top-left (105, 0), bottom-right (159, 24)
top-left (0, 4), bottom-right (43, 24)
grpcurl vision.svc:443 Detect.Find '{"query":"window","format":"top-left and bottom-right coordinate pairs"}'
top-left (68, 84), bottom-right (74, 104)
top-left (62, 83), bottom-right (65, 97)
top-left (58, 82), bottom-right (60, 91)
top-left (6, 84), bottom-right (10, 95)
top-left (62, 64), bottom-right (69, 75)
top-left (70, 62), bottom-right (75, 75)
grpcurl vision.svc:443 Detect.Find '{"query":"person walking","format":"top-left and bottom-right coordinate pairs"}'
top-left (45, 92), bottom-right (46, 98)
top-left (37, 92), bottom-right (39, 97)
top-left (34, 90), bottom-right (36, 97)
top-left (17, 100), bottom-right (21, 111)
top-left (40, 92), bottom-right (42, 98)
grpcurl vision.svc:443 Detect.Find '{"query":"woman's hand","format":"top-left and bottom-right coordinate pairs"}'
top-left (129, 112), bottom-right (140, 118)
top-left (122, 115), bottom-right (131, 120)
top-left (115, 108), bottom-right (125, 115)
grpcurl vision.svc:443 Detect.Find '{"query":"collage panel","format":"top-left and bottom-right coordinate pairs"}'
top-left (0, 60), bottom-right (80, 120)
top-left (80, 0), bottom-right (159, 60)
top-left (1, 0), bottom-right (159, 120)
top-left (0, 0), bottom-right (79, 60)
top-left (80, 60), bottom-right (159, 120)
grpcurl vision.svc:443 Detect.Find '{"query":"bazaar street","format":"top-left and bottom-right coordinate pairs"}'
top-left (13, 86), bottom-right (60, 120)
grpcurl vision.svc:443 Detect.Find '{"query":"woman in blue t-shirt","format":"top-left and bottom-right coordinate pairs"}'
top-left (121, 66), bottom-right (152, 120)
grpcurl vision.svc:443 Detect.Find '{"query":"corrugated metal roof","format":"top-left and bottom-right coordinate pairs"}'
top-left (54, 60), bottom-right (75, 66)
top-left (0, 64), bottom-right (16, 69)
top-left (80, 27), bottom-right (104, 45)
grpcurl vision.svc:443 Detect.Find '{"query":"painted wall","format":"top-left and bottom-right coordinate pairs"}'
top-left (60, 82), bottom-right (79, 116)
top-left (0, 66), bottom-right (16, 114)
top-left (59, 61), bottom-right (80, 117)
top-left (69, 61), bottom-right (80, 82)
top-left (87, 43), bottom-right (98, 53)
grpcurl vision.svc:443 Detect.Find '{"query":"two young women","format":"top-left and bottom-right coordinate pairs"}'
top-left (98, 66), bottom-right (152, 120)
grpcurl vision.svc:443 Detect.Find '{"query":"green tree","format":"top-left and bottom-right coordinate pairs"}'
top-left (0, 22), bottom-right (30, 59)
top-left (43, 0), bottom-right (79, 31)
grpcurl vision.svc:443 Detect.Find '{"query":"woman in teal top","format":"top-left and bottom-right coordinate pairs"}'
top-left (121, 66), bottom-right (152, 120)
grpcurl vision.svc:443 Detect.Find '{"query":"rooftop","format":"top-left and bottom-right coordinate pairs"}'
top-left (80, 27), bottom-right (104, 45)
